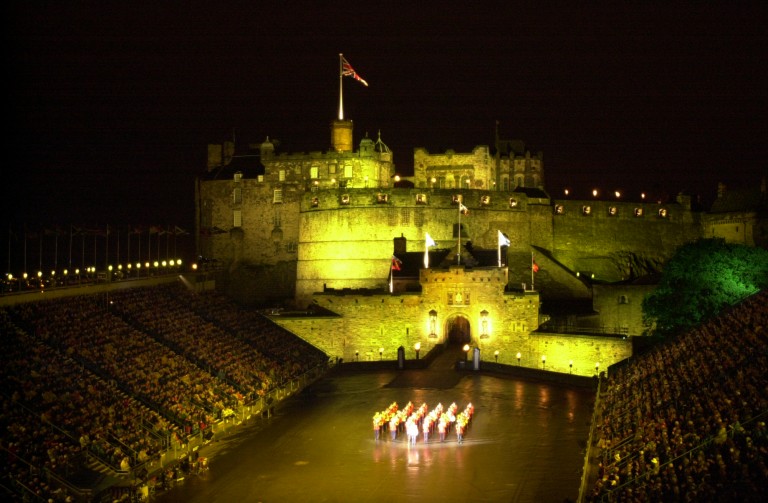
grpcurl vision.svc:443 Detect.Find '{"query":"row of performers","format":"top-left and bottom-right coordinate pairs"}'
top-left (372, 401), bottom-right (474, 444)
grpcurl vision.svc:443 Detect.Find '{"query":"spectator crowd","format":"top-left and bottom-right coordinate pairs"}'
top-left (1, 282), bottom-right (327, 502)
top-left (589, 289), bottom-right (768, 501)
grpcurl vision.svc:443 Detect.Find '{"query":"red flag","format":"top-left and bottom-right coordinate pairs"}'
top-left (341, 56), bottom-right (368, 86)
top-left (532, 256), bottom-right (540, 273)
top-left (391, 255), bottom-right (402, 271)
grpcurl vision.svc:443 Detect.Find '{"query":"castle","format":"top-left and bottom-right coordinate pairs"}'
top-left (197, 117), bottom-right (766, 375)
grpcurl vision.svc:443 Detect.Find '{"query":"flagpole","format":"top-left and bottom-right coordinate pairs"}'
top-left (497, 240), bottom-right (501, 268)
top-left (6, 224), bottom-right (11, 275)
top-left (23, 225), bottom-right (27, 274)
top-left (531, 252), bottom-right (535, 291)
top-left (457, 200), bottom-right (461, 265)
top-left (338, 53), bottom-right (344, 121)
top-left (68, 224), bottom-right (73, 271)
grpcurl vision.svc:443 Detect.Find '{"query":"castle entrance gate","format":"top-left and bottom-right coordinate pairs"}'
top-left (446, 315), bottom-right (471, 346)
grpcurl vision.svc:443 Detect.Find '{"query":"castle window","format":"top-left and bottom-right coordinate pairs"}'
top-left (340, 194), bottom-right (350, 205)
top-left (608, 206), bottom-right (617, 216)
top-left (233, 210), bottom-right (242, 228)
top-left (658, 208), bottom-right (668, 218)
top-left (416, 194), bottom-right (427, 204)
top-left (311, 197), bottom-right (319, 208)
top-left (400, 208), bottom-right (411, 226)
top-left (582, 205), bottom-right (592, 215)
top-left (273, 189), bottom-right (283, 203)
top-left (310, 166), bottom-right (319, 179)
top-left (554, 205), bottom-right (565, 215)
top-left (414, 208), bottom-right (425, 227)
top-left (481, 195), bottom-right (491, 206)
top-left (634, 208), bottom-right (644, 217)
top-left (388, 207), bottom-right (398, 226)
top-left (344, 165), bottom-right (353, 179)
top-left (257, 175), bottom-right (264, 183)
top-left (377, 193), bottom-right (389, 204)
top-left (279, 170), bottom-right (286, 182)
top-left (232, 187), bottom-right (242, 205)
top-left (509, 198), bottom-right (518, 208)
top-left (618, 295), bottom-right (628, 304)
top-left (329, 164), bottom-right (337, 174)
top-left (502, 177), bottom-right (509, 191)
top-left (234, 171), bottom-right (242, 182)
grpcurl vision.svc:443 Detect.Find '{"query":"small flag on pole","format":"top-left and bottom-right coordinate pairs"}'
top-left (424, 233), bottom-right (437, 269)
top-left (497, 230), bottom-right (510, 247)
top-left (341, 56), bottom-right (368, 86)
top-left (459, 202), bottom-right (470, 215)
top-left (532, 256), bottom-right (540, 273)
top-left (391, 255), bottom-right (402, 271)
top-left (497, 230), bottom-right (510, 267)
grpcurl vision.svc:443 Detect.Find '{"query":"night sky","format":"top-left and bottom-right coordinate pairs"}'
top-left (4, 1), bottom-right (767, 233)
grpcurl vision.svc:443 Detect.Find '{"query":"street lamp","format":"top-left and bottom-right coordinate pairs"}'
top-left (463, 344), bottom-right (470, 361)
top-left (517, 352), bottom-right (521, 366)
top-left (415, 342), bottom-right (421, 360)
top-left (569, 360), bottom-right (573, 374)
top-left (541, 355), bottom-right (546, 370)
top-left (595, 362), bottom-right (600, 376)
top-left (355, 350), bottom-right (359, 361)
top-left (379, 347), bottom-right (384, 360)
top-left (494, 350), bottom-right (499, 363)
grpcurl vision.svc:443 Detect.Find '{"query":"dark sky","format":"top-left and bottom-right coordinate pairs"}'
top-left (4, 1), bottom-right (767, 231)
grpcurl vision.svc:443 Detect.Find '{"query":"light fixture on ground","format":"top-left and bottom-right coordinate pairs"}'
top-left (379, 347), bottom-right (384, 360)
top-left (569, 360), bottom-right (573, 374)
top-left (494, 350), bottom-right (499, 363)
top-left (595, 362), bottom-right (600, 375)
top-left (463, 344), bottom-right (470, 361)
top-left (517, 352), bottom-right (521, 365)
top-left (414, 342), bottom-right (421, 360)
top-left (541, 355), bottom-right (546, 370)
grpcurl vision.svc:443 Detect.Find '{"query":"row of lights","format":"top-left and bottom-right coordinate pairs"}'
top-left (354, 343), bottom-right (424, 362)
top-left (5, 259), bottom-right (184, 282)
top-left (353, 344), bottom-right (602, 375)
top-left (564, 188), bottom-right (648, 200)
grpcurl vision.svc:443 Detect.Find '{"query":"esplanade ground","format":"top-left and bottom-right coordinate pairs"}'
top-left (156, 348), bottom-right (595, 503)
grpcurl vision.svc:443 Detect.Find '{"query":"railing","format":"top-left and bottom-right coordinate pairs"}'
top-left (539, 323), bottom-right (630, 336)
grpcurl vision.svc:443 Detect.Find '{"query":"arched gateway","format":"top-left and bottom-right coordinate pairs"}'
top-left (445, 314), bottom-right (471, 346)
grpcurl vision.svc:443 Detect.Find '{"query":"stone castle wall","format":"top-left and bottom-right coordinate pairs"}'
top-left (272, 290), bottom-right (632, 377)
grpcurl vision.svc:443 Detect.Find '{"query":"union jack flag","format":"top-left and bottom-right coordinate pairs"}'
top-left (341, 55), bottom-right (368, 86)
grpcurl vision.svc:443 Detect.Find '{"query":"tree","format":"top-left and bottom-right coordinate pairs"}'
top-left (642, 239), bottom-right (768, 337)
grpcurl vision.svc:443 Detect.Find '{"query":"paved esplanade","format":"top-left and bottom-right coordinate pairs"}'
top-left (157, 348), bottom-right (594, 503)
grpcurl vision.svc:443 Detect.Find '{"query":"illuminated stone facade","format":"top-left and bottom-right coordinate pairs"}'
top-left (196, 119), bottom-right (762, 374)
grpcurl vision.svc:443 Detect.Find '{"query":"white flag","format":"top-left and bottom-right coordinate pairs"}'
top-left (426, 233), bottom-right (436, 248)
top-left (498, 230), bottom-right (510, 247)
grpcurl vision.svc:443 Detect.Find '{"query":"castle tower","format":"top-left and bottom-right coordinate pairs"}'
top-left (331, 119), bottom-right (354, 152)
